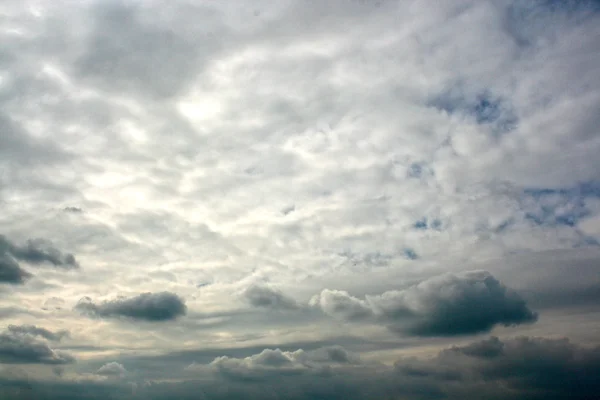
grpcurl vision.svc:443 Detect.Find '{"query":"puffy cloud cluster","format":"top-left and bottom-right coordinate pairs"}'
top-left (311, 270), bottom-right (538, 336)
top-left (76, 291), bottom-right (187, 321)
top-left (207, 345), bottom-right (359, 379)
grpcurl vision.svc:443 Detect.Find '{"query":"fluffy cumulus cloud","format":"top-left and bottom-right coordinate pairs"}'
top-left (76, 292), bottom-right (187, 321)
top-left (202, 345), bottom-right (360, 381)
top-left (311, 270), bottom-right (538, 336)
top-left (0, 0), bottom-right (599, 398)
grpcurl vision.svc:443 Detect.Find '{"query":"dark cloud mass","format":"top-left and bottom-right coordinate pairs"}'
top-left (0, 254), bottom-right (31, 284)
top-left (312, 271), bottom-right (537, 336)
top-left (0, 234), bottom-right (79, 269)
top-left (0, 326), bottom-right (74, 365)
top-left (76, 291), bottom-right (187, 321)
top-left (243, 284), bottom-right (299, 310)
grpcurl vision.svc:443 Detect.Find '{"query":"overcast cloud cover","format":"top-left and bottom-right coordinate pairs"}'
top-left (0, 0), bottom-right (599, 398)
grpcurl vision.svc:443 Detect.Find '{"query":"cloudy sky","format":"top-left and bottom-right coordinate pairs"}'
top-left (1, 0), bottom-right (599, 398)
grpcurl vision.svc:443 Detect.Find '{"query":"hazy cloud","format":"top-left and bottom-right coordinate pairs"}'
top-left (76, 291), bottom-right (187, 321)
top-left (242, 284), bottom-right (299, 310)
top-left (7, 325), bottom-right (69, 342)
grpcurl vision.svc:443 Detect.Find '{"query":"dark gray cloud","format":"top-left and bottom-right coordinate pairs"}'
top-left (404, 335), bottom-right (600, 400)
top-left (0, 328), bottom-right (75, 365)
top-left (76, 291), bottom-right (187, 321)
top-left (7, 325), bottom-right (69, 342)
top-left (0, 254), bottom-right (31, 284)
top-left (311, 271), bottom-right (537, 336)
top-left (242, 284), bottom-right (299, 310)
top-left (0, 235), bottom-right (80, 270)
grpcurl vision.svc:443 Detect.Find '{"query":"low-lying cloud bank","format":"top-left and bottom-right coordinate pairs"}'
top-left (2, 335), bottom-right (598, 399)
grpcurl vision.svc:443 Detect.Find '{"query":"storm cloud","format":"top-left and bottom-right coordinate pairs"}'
top-left (76, 291), bottom-right (187, 321)
top-left (311, 271), bottom-right (538, 336)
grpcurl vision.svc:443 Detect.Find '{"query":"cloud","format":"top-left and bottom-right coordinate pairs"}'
top-left (394, 335), bottom-right (600, 399)
top-left (242, 284), bottom-right (299, 310)
top-left (1, 336), bottom-right (597, 400)
top-left (0, 327), bottom-right (75, 365)
top-left (0, 234), bottom-right (79, 270)
top-left (309, 289), bottom-right (373, 321)
top-left (7, 325), bottom-right (69, 342)
top-left (312, 270), bottom-right (537, 336)
top-left (0, 0), bottom-right (598, 397)
top-left (96, 362), bottom-right (127, 378)
top-left (207, 345), bottom-right (360, 379)
top-left (76, 291), bottom-right (187, 321)
top-left (0, 253), bottom-right (31, 284)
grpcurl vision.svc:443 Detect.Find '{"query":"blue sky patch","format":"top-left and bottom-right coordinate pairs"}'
top-left (521, 182), bottom-right (600, 227)
top-left (413, 217), bottom-right (442, 230)
top-left (403, 248), bottom-right (418, 260)
top-left (429, 87), bottom-right (517, 136)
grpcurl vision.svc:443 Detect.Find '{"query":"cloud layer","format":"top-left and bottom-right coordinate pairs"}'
top-left (0, 0), bottom-right (598, 398)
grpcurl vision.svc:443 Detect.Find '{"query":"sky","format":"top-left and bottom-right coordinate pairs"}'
top-left (0, 0), bottom-right (599, 399)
